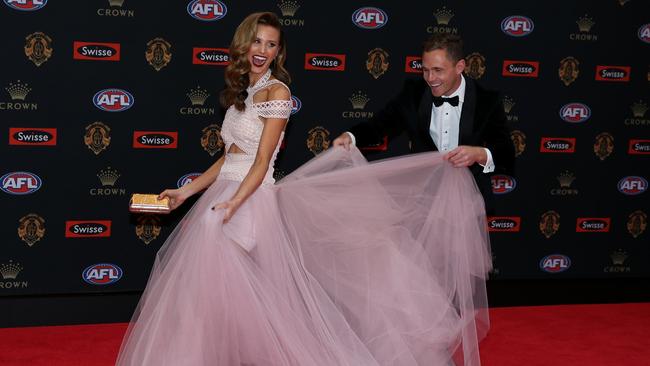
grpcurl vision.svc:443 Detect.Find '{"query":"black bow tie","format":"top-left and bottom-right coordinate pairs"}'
top-left (432, 95), bottom-right (459, 107)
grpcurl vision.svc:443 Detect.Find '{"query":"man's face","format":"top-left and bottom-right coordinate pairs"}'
top-left (421, 49), bottom-right (465, 97)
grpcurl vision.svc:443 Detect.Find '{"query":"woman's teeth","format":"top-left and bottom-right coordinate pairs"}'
top-left (252, 55), bottom-right (267, 66)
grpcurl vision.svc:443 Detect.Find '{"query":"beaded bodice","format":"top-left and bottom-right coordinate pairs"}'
top-left (218, 70), bottom-right (292, 185)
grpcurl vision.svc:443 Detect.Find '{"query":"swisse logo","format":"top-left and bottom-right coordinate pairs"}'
top-left (1, 172), bottom-right (41, 195)
top-left (65, 220), bottom-right (111, 238)
top-left (177, 172), bottom-right (201, 188)
top-left (133, 131), bottom-right (178, 149)
top-left (559, 103), bottom-right (591, 123)
top-left (405, 56), bottom-right (422, 73)
top-left (193, 47), bottom-right (229, 65)
top-left (540, 254), bottom-right (571, 273)
top-left (618, 176), bottom-right (647, 195)
top-left (501, 15), bottom-right (534, 37)
top-left (491, 175), bottom-right (516, 194)
top-left (9, 127), bottom-right (57, 146)
top-left (305, 53), bottom-right (346, 71)
top-left (3, 0), bottom-right (47, 11)
top-left (638, 24), bottom-right (650, 43)
top-left (290, 95), bottom-right (301, 115)
top-left (187, 0), bottom-right (226, 21)
top-left (629, 139), bottom-right (650, 154)
top-left (488, 216), bottom-right (521, 232)
top-left (93, 89), bottom-right (134, 112)
top-left (502, 60), bottom-right (539, 77)
top-left (595, 65), bottom-right (630, 82)
top-left (73, 42), bottom-right (120, 61)
top-left (352, 7), bottom-right (387, 29)
top-left (576, 218), bottom-right (611, 233)
top-left (540, 137), bottom-right (576, 153)
top-left (82, 263), bottom-right (122, 285)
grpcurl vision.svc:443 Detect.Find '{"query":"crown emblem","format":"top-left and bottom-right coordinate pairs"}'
top-left (0, 260), bottom-right (23, 280)
top-left (108, 0), bottom-right (125, 6)
top-left (6, 80), bottom-right (31, 101)
top-left (277, 0), bottom-right (299, 17)
top-left (557, 171), bottom-right (576, 188)
top-left (576, 15), bottom-right (595, 32)
top-left (349, 91), bottom-right (370, 110)
top-left (631, 101), bottom-right (648, 117)
top-left (434, 7), bottom-right (454, 25)
top-left (187, 86), bottom-right (210, 106)
top-left (610, 249), bottom-right (628, 265)
top-left (503, 95), bottom-right (515, 113)
top-left (97, 167), bottom-right (120, 186)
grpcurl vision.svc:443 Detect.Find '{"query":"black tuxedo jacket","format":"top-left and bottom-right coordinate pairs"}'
top-left (349, 77), bottom-right (515, 213)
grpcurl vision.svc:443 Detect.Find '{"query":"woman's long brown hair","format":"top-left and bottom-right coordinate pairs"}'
top-left (220, 12), bottom-right (291, 111)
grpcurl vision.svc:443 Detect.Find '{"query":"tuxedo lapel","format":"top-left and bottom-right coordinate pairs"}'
top-left (417, 85), bottom-right (436, 150)
top-left (459, 79), bottom-right (476, 145)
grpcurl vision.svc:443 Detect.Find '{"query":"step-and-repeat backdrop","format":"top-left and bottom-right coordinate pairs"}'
top-left (1, 0), bottom-right (648, 296)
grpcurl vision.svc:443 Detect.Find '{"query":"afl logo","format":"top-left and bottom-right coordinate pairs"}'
top-left (82, 263), bottom-right (123, 285)
top-left (638, 24), bottom-right (650, 43)
top-left (1, 172), bottom-right (42, 195)
top-left (93, 89), bottom-right (134, 112)
top-left (187, 0), bottom-right (227, 22)
top-left (352, 7), bottom-right (387, 29)
top-left (3, 0), bottom-right (47, 11)
top-left (491, 175), bottom-right (516, 194)
top-left (501, 15), bottom-right (534, 37)
top-left (618, 176), bottom-right (647, 195)
top-left (177, 173), bottom-right (202, 188)
top-left (559, 103), bottom-right (591, 123)
top-left (290, 95), bottom-right (301, 115)
top-left (540, 254), bottom-right (571, 273)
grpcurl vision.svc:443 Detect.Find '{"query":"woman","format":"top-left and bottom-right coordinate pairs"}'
top-left (116, 12), bottom-right (490, 366)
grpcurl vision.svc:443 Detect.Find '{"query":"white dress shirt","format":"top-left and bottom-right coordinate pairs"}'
top-left (430, 75), bottom-right (494, 173)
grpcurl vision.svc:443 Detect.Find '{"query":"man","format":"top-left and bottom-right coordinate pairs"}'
top-left (333, 33), bottom-right (515, 212)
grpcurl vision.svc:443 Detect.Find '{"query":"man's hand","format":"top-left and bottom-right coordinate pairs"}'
top-left (332, 133), bottom-right (353, 151)
top-left (443, 146), bottom-right (487, 168)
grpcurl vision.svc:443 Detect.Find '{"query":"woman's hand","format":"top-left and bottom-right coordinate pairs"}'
top-left (158, 188), bottom-right (190, 211)
top-left (212, 197), bottom-right (244, 223)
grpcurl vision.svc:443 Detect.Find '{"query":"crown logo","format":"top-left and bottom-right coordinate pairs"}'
top-left (557, 171), bottom-right (576, 188)
top-left (503, 96), bottom-right (515, 113)
top-left (277, 0), bottom-right (300, 17)
top-left (349, 91), bottom-right (370, 110)
top-left (108, 0), bottom-right (125, 7)
top-left (97, 167), bottom-right (120, 186)
top-left (187, 86), bottom-right (210, 106)
top-left (0, 260), bottom-right (23, 280)
top-left (631, 101), bottom-right (648, 117)
top-left (434, 7), bottom-right (454, 25)
top-left (576, 15), bottom-right (595, 32)
top-left (610, 249), bottom-right (628, 265)
top-left (6, 80), bottom-right (31, 101)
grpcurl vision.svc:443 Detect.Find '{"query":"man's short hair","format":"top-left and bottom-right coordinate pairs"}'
top-left (422, 34), bottom-right (464, 63)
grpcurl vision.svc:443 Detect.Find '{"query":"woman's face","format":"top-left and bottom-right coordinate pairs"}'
top-left (247, 24), bottom-right (281, 82)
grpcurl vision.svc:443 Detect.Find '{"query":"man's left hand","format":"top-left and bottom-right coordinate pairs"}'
top-left (443, 146), bottom-right (487, 168)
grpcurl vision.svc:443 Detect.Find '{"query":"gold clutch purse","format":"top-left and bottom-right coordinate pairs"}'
top-left (129, 193), bottom-right (171, 214)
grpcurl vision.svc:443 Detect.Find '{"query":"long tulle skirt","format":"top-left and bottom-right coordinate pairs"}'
top-left (115, 147), bottom-right (491, 366)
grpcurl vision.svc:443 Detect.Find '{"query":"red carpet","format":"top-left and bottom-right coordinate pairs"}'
top-left (1, 303), bottom-right (648, 366)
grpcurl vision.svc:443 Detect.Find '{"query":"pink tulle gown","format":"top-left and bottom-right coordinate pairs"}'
top-left (116, 70), bottom-right (491, 366)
